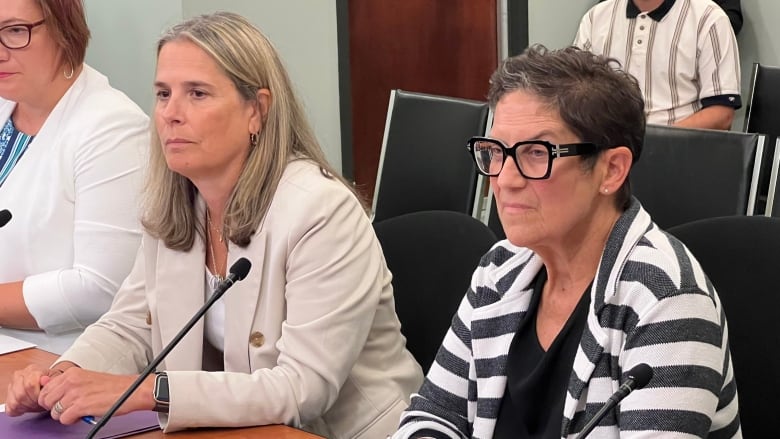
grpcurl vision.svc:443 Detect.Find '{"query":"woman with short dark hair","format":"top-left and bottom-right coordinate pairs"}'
top-left (394, 45), bottom-right (740, 438)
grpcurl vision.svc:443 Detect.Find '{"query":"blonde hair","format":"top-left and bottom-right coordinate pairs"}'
top-left (142, 11), bottom-right (357, 250)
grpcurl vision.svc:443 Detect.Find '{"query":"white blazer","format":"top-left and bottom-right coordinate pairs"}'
top-left (59, 160), bottom-right (424, 438)
top-left (0, 65), bottom-right (149, 354)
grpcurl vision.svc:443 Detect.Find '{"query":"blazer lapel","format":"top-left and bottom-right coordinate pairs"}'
top-left (222, 232), bottom-right (266, 373)
top-left (153, 236), bottom-right (206, 370)
top-left (562, 202), bottom-right (649, 432)
top-left (470, 256), bottom-right (538, 429)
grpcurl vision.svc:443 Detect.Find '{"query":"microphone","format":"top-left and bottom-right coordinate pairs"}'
top-left (575, 363), bottom-right (653, 439)
top-left (0, 209), bottom-right (11, 227)
top-left (85, 257), bottom-right (252, 439)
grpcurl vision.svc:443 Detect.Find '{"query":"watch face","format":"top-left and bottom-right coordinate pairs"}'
top-left (154, 373), bottom-right (170, 403)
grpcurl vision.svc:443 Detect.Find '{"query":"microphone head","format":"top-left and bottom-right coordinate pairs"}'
top-left (229, 257), bottom-right (252, 281)
top-left (626, 363), bottom-right (653, 389)
top-left (0, 209), bottom-right (11, 227)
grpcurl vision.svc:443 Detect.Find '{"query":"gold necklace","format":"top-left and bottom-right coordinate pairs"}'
top-left (206, 210), bottom-right (223, 242)
top-left (206, 211), bottom-right (225, 279)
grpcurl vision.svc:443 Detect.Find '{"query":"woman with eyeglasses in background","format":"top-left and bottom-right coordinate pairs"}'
top-left (0, 0), bottom-right (148, 354)
top-left (393, 45), bottom-right (740, 438)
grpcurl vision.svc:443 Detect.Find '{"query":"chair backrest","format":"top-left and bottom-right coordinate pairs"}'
top-left (764, 138), bottom-right (780, 216)
top-left (743, 63), bottom-right (780, 137)
top-left (667, 216), bottom-right (780, 438)
top-left (743, 63), bottom-right (780, 204)
top-left (630, 124), bottom-right (764, 229)
top-left (373, 210), bottom-right (497, 372)
top-left (372, 89), bottom-right (489, 223)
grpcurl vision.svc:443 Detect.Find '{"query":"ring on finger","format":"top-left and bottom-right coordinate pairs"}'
top-left (53, 400), bottom-right (64, 415)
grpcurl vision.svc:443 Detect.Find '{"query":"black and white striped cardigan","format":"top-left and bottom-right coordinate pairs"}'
top-left (394, 199), bottom-right (741, 438)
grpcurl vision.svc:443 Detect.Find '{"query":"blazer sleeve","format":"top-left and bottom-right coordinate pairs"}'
top-left (23, 100), bottom-right (148, 334)
top-left (616, 258), bottom-right (739, 436)
top-left (160, 178), bottom-right (394, 431)
top-left (57, 241), bottom-right (154, 374)
top-left (393, 251), bottom-right (501, 439)
top-left (392, 292), bottom-right (475, 439)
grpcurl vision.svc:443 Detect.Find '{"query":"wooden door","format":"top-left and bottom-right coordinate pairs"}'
top-left (347, 0), bottom-right (498, 199)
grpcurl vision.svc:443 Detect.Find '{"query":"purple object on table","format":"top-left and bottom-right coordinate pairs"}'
top-left (0, 410), bottom-right (159, 438)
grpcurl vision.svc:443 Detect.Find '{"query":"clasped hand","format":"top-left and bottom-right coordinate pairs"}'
top-left (5, 364), bottom-right (153, 424)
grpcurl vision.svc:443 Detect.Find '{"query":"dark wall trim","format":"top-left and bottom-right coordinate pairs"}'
top-left (336, 0), bottom-right (353, 180)
top-left (507, 0), bottom-right (529, 56)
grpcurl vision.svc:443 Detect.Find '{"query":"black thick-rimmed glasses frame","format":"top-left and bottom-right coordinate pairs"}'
top-left (466, 136), bottom-right (600, 179)
top-left (0, 20), bottom-right (45, 50)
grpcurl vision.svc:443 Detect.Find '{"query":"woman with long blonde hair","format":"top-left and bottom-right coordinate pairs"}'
top-left (6, 12), bottom-right (422, 438)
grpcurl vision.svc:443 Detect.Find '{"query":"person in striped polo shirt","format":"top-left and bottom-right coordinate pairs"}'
top-left (575, 0), bottom-right (741, 130)
top-left (599, 0), bottom-right (743, 35)
top-left (393, 45), bottom-right (740, 438)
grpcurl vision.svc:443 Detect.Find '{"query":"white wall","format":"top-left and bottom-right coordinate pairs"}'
top-left (183, 0), bottom-right (342, 171)
top-left (84, 0), bottom-right (182, 114)
top-left (83, 0), bottom-right (342, 171)
top-left (528, 0), bottom-right (592, 49)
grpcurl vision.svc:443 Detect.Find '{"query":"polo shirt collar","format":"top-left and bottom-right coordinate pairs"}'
top-left (626, 0), bottom-right (675, 21)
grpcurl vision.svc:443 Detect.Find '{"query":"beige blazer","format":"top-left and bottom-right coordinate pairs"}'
top-left (59, 160), bottom-right (423, 438)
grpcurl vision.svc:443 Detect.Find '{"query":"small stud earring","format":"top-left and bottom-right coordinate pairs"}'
top-left (602, 188), bottom-right (609, 194)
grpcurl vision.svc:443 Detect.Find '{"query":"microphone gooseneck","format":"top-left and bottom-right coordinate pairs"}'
top-left (574, 363), bottom-right (654, 439)
top-left (85, 257), bottom-right (252, 439)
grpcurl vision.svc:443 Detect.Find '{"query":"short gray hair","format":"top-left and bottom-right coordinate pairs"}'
top-left (488, 45), bottom-right (645, 210)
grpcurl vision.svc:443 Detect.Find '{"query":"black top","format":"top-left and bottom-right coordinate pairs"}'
top-left (493, 268), bottom-right (592, 439)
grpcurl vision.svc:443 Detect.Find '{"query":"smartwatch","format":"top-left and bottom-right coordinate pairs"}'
top-left (152, 372), bottom-right (170, 413)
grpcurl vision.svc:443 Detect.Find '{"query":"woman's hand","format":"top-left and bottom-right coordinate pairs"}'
top-left (5, 361), bottom-right (81, 416)
top-left (36, 368), bottom-right (156, 424)
top-left (5, 364), bottom-right (49, 416)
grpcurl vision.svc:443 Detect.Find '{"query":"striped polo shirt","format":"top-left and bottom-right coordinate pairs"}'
top-left (574, 0), bottom-right (741, 126)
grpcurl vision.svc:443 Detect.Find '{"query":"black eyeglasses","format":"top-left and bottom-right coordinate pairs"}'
top-left (0, 20), bottom-right (45, 50)
top-left (466, 136), bottom-right (599, 179)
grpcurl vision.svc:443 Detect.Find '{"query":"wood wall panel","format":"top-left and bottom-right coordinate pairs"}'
top-left (348, 0), bottom-right (498, 198)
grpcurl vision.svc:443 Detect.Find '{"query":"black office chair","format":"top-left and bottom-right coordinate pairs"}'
top-left (743, 63), bottom-right (780, 209)
top-left (667, 215), bottom-right (780, 438)
top-left (371, 90), bottom-right (489, 223)
top-left (373, 210), bottom-right (497, 372)
top-left (763, 138), bottom-right (780, 217)
top-left (631, 124), bottom-right (765, 229)
top-left (743, 63), bottom-right (780, 137)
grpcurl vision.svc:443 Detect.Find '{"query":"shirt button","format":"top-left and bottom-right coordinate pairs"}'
top-left (640, 14), bottom-right (646, 19)
top-left (637, 39), bottom-right (643, 44)
top-left (249, 331), bottom-right (265, 347)
top-left (146, 311), bottom-right (152, 325)
top-left (640, 25), bottom-right (645, 30)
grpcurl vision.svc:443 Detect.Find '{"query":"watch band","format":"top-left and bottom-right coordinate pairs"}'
top-left (152, 372), bottom-right (170, 413)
